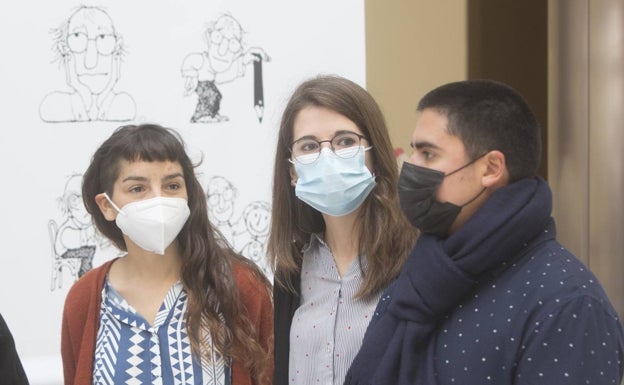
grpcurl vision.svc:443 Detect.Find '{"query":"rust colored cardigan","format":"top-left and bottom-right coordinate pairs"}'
top-left (61, 258), bottom-right (273, 385)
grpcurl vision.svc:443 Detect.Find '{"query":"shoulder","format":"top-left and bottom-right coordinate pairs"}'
top-left (526, 241), bottom-right (607, 293)
top-left (232, 258), bottom-right (270, 297)
top-left (231, 257), bottom-right (272, 316)
top-left (500, 239), bottom-right (620, 320)
top-left (64, 259), bottom-right (115, 310)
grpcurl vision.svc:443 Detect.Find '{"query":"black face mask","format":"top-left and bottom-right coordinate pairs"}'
top-left (398, 158), bottom-right (485, 237)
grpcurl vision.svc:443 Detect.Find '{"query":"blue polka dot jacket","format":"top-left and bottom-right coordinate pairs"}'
top-left (345, 177), bottom-right (624, 385)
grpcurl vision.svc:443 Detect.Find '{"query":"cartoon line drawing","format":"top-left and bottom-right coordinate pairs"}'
top-left (205, 176), bottom-right (271, 276)
top-left (40, 5), bottom-right (136, 123)
top-left (49, 174), bottom-right (107, 290)
top-left (238, 201), bottom-right (271, 276)
top-left (206, 175), bottom-right (239, 242)
top-left (181, 13), bottom-right (270, 123)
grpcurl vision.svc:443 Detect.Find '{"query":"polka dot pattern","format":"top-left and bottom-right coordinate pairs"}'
top-left (415, 241), bottom-right (623, 383)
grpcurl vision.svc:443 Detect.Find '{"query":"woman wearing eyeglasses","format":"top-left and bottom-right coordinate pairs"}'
top-left (267, 75), bottom-right (418, 385)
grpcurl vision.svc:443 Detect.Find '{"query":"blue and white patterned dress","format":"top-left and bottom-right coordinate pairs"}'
top-left (92, 279), bottom-right (230, 385)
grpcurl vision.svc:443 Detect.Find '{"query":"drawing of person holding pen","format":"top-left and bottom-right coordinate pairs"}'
top-left (181, 14), bottom-right (270, 124)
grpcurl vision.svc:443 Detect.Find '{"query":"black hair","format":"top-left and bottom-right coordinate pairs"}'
top-left (417, 79), bottom-right (541, 181)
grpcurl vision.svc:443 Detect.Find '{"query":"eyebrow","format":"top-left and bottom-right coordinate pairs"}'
top-left (294, 130), bottom-right (361, 142)
top-left (410, 140), bottom-right (441, 150)
top-left (121, 172), bottom-right (184, 183)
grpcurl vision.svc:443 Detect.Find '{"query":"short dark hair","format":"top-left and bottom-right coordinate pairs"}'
top-left (417, 79), bottom-right (541, 181)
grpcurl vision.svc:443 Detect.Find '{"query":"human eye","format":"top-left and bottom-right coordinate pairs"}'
top-left (166, 182), bottom-right (183, 191)
top-left (410, 142), bottom-right (437, 163)
top-left (334, 133), bottom-right (359, 149)
top-left (422, 149), bottom-right (434, 160)
top-left (293, 139), bottom-right (319, 154)
top-left (128, 185), bottom-right (145, 194)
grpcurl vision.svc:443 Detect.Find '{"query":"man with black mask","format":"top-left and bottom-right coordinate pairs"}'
top-left (345, 79), bottom-right (624, 385)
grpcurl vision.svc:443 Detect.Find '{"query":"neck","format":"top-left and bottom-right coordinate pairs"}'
top-left (323, 211), bottom-right (361, 276)
top-left (121, 241), bottom-right (183, 282)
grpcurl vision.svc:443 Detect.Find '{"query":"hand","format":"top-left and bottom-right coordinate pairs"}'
top-left (183, 76), bottom-right (198, 96)
top-left (63, 54), bottom-right (91, 103)
top-left (244, 47), bottom-right (271, 64)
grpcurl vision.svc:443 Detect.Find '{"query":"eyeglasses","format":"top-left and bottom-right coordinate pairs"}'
top-left (66, 32), bottom-right (117, 55)
top-left (289, 131), bottom-right (369, 164)
top-left (209, 31), bottom-right (242, 53)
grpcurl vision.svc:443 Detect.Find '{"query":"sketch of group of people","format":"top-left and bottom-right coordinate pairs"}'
top-left (49, 174), bottom-right (271, 290)
top-left (42, 5), bottom-right (273, 288)
top-left (40, 5), bottom-right (269, 124)
top-left (48, 174), bottom-right (110, 290)
top-left (205, 176), bottom-right (272, 276)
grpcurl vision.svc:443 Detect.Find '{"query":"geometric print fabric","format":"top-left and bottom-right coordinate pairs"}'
top-left (93, 279), bottom-right (230, 385)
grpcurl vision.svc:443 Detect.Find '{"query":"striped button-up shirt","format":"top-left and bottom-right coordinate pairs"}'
top-left (289, 234), bottom-right (381, 385)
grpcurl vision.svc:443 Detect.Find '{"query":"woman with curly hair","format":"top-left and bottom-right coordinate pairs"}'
top-left (61, 123), bottom-right (272, 385)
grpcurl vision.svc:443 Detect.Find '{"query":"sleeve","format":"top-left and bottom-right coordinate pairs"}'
top-left (60, 260), bottom-right (112, 385)
top-left (233, 262), bottom-right (274, 385)
top-left (273, 271), bottom-right (300, 385)
top-left (243, 273), bottom-right (273, 370)
top-left (180, 52), bottom-right (205, 77)
top-left (514, 294), bottom-right (624, 384)
top-left (61, 291), bottom-right (80, 385)
top-left (0, 313), bottom-right (30, 385)
top-left (61, 278), bottom-right (86, 385)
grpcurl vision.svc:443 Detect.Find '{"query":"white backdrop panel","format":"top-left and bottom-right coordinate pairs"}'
top-left (0, 1), bottom-right (365, 384)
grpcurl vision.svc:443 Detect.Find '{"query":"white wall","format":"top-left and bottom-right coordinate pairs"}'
top-left (0, 1), bottom-right (365, 383)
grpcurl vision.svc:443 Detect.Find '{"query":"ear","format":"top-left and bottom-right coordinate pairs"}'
top-left (94, 193), bottom-right (118, 221)
top-left (114, 36), bottom-right (124, 55)
top-left (289, 163), bottom-right (298, 187)
top-left (480, 150), bottom-right (509, 188)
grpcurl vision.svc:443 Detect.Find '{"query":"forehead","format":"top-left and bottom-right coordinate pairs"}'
top-left (413, 108), bottom-right (466, 157)
top-left (115, 159), bottom-right (183, 181)
top-left (212, 16), bottom-right (242, 38)
top-left (292, 106), bottom-right (361, 139)
top-left (207, 178), bottom-right (233, 194)
top-left (68, 9), bottom-right (114, 31)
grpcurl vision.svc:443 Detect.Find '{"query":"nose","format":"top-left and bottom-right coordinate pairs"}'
top-left (218, 39), bottom-right (229, 56)
top-left (318, 139), bottom-right (333, 150)
top-left (406, 148), bottom-right (421, 165)
top-left (84, 39), bottom-right (99, 69)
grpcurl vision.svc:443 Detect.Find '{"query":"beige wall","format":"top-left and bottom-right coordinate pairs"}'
top-left (365, 0), bottom-right (467, 152)
top-left (548, 0), bottom-right (624, 321)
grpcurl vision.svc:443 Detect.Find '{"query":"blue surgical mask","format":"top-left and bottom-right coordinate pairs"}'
top-left (293, 146), bottom-right (376, 216)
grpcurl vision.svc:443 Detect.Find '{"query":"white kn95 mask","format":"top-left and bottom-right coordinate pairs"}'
top-left (104, 193), bottom-right (190, 255)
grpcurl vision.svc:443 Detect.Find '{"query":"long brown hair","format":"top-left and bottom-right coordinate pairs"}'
top-left (82, 124), bottom-right (271, 382)
top-left (267, 75), bottom-right (418, 299)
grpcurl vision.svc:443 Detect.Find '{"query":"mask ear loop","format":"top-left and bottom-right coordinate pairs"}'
top-left (362, 145), bottom-right (375, 177)
top-left (103, 192), bottom-right (125, 215)
top-left (444, 152), bottom-right (489, 178)
top-left (459, 187), bottom-right (487, 208)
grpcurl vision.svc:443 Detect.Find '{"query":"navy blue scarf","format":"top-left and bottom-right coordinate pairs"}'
top-left (344, 177), bottom-right (553, 385)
